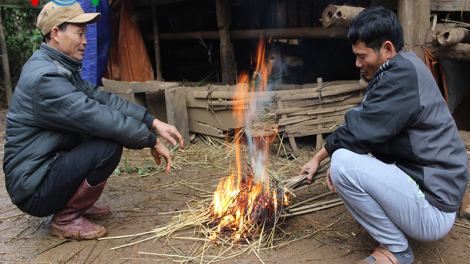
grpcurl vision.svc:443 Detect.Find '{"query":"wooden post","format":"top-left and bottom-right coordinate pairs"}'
top-left (165, 87), bottom-right (191, 147)
top-left (316, 78), bottom-right (323, 150)
top-left (215, 0), bottom-right (236, 85)
top-left (0, 11), bottom-right (12, 107)
top-left (151, 5), bottom-right (163, 81)
top-left (398, 0), bottom-right (431, 62)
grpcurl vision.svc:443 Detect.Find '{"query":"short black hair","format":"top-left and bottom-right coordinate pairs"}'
top-left (347, 6), bottom-right (404, 53)
top-left (44, 22), bottom-right (69, 43)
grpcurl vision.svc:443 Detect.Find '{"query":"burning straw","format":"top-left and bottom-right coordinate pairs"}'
top-left (101, 37), bottom-right (343, 262)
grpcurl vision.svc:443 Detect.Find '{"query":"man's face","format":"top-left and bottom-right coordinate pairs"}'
top-left (56, 23), bottom-right (87, 61)
top-left (352, 41), bottom-right (389, 80)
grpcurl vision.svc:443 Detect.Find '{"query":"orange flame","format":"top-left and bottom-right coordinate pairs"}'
top-left (209, 37), bottom-right (286, 240)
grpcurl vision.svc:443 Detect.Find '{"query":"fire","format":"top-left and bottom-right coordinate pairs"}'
top-left (209, 37), bottom-right (288, 241)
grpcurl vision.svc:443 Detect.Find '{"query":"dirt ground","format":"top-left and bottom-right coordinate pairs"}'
top-left (0, 108), bottom-right (469, 264)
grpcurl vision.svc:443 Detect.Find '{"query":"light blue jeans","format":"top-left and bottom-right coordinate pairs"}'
top-left (330, 149), bottom-right (456, 253)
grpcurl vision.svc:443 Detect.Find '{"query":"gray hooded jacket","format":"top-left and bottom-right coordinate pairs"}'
top-left (325, 50), bottom-right (469, 213)
top-left (3, 43), bottom-right (157, 205)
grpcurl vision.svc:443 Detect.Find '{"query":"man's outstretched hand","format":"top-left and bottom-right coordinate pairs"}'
top-left (151, 139), bottom-right (172, 174)
top-left (299, 158), bottom-right (320, 184)
top-left (152, 119), bottom-right (184, 148)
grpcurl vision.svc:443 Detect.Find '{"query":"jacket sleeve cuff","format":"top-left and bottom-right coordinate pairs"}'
top-left (148, 133), bottom-right (157, 148)
top-left (324, 133), bottom-right (339, 157)
top-left (143, 113), bottom-right (155, 130)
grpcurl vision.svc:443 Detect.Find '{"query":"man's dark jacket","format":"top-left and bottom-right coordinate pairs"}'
top-left (325, 49), bottom-right (469, 213)
top-left (3, 43), bottom-right (157, 205)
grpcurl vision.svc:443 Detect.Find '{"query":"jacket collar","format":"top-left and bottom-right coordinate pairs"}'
top-left (40, 43), bottom-right (82, 74)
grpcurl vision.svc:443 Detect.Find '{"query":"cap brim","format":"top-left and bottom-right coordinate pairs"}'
top-left (67, 13), bottom-right (101, 25)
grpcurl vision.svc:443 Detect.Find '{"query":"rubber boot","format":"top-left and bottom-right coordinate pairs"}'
top-left (49, 180), bottom-right (107, 240)
top-left (83, 204), bottom-right (110, 219)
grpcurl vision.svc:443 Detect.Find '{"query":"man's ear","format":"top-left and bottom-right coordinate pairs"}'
top-left (383, 41), bottom-right (396, 60)
top-left (50, 27), bottom-right (61, 43)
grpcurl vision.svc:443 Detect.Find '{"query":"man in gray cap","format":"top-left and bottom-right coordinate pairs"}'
top-left (3, 1), bottom-right (183, 240)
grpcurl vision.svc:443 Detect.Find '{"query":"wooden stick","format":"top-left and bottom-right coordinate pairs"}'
top-left (281, 201), bottom-right (343, 217)
top-left (289, 191), bottom-right (335, 209)
top-left (288, 198), bottom-right (343, 213)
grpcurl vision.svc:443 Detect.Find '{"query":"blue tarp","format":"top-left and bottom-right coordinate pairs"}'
top-left (78, 0), bottom-right (111, 86)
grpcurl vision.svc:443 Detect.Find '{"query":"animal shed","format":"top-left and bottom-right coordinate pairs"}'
top-left (99, 0), bottom-right (470, 152)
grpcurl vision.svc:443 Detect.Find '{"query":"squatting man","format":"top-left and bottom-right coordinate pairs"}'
top-left (3, 2), bottom-right (183, 240)
top-left (300, 6), bottom-right (468, 264)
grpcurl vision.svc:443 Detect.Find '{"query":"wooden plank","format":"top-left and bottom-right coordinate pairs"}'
top-left (192, 83), bottom-right (365, 100)
top-left (287, 128), bottom-right (336, 138)
top-left (279, 116), bottom-right (312, 126)
top-left (188, 120), bottom-right (224, 138)
top-left (165, 87), bottom-right (191, 146)
top-left (101, 78), bottom-right (132, 94)
top-left (288, 116), bottom-right (345, 129)
top-left (273, 96), bottom-right (363, 116)
top-left (372, 0), bottom-right (470, 11)
top-left (102, 78), bottom-right (180, 93)
top-left (277, 100), bottom-right (299, 156)
top-left (431, 0), bottom-right (470, 11)
top-left (269, 104), bottom-right (355, 118)
top-left (130, 81), bottom-right (180, 93)
top-left (187, 108), bottom-right (237, 130)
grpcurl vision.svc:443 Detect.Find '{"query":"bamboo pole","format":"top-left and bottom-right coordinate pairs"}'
top-left (281, 201), bottom-right (343, 217)
top-left (321, 4), bottom-right (341, 28)
top-left (437, 28), bottom-right (470, 46)
top-left (0, 11), bottom-right (12, 107)
top-left (289, 191), bottom-right (335, 209)
top-left (333, 6), bottom-right (365, 28)
top-left (288, 198), bottom-right (342, 213)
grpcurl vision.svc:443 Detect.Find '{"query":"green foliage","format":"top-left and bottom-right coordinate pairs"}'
top-left (123, 156), bottom-right (132, 173)
top-left (1, 7), bottom-right (43, 88)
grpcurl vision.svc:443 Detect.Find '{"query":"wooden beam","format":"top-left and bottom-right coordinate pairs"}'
top-left (188, 120), bottom-right (225, 138)
top-left (165, 87), bottom-right (191, 146)
top-left (0, 11), bottom-right (12, 107)
top-left (425, 43), bottom-right (470, 61)
top-left (398, 0), bottom-right (431, 62)
top-left (431, 0), bottom-right (470, 11)
top-left (147, 27), bottom-right (349, 40)
top-left (151, 6), bottom-right (163, 80)
top-left (215, 0), bottom-right (236, 85)
top-left (132, 0), bottom-right (189, 7)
